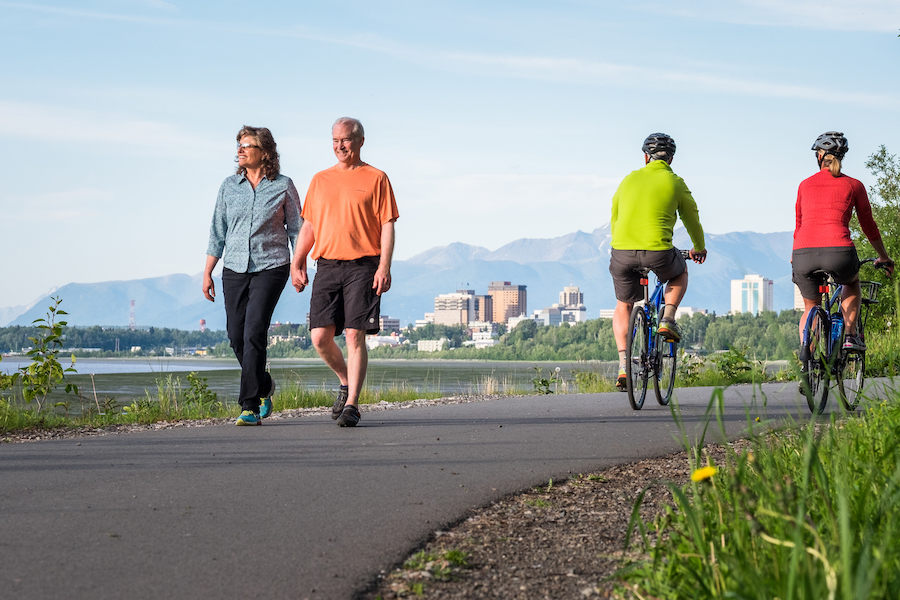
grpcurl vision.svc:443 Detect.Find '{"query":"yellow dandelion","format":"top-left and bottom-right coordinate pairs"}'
top-left (747, 452), bottom-right (755, 463)
top-left (691, 466), bottom-right (718, 482)
top-left (755, 417), bottom-right (760, 422)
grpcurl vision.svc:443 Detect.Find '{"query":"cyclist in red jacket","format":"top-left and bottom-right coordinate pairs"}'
top-left (792, 131), bottom-right (894, 351)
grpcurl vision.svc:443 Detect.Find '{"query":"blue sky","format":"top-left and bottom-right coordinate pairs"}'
top-left (1, 0), bottom-right (898, 309)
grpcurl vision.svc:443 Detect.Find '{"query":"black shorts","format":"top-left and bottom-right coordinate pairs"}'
top-left (309, 256), bottom-right (382, 335)
top-left (608, 248), bottom-right (686, 303)
top-left (792, 246), bottom-right (860, 299)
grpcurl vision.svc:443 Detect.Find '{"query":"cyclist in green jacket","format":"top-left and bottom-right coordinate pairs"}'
top-left (609, 133), bottom-right (707, 388)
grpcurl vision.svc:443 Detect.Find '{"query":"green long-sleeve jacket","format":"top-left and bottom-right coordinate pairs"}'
top-left (610, 160), bottom-right (706, 252)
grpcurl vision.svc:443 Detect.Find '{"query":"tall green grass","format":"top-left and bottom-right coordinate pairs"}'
top-left (615, 386), bottom-right (900, 599)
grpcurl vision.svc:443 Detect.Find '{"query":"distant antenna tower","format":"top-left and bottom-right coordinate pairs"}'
top-left (200, 319), bottom-right (207, 333)
top-left (129, 300), bottom-right (136, 331)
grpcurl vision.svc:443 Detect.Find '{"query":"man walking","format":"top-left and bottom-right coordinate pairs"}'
top-left (608, 133), bottom-right (707, 389)
top-left (291, 118), bottom-right (399, 426)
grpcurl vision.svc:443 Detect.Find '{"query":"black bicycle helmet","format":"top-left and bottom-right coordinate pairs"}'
top-left (642, 133), bottom-right (676, 157)
top-left (811, 131), bottom-right (848, 159)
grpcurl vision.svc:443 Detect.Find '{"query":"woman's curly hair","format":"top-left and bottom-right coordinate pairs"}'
top-left (235, 125), bottom-right (280, 180)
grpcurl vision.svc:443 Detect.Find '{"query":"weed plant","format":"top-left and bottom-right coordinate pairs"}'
top-left (615, 387), bottom-right (900, 599)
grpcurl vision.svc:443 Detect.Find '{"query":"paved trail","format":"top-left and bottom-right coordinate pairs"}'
top-left (1, 382), bottom-right (891, 599)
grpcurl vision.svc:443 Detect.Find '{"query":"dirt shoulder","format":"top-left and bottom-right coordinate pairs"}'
top-left (362, 439), bottom-right (745, 599)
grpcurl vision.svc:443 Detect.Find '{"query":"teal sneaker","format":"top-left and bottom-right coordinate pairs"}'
top-left (260, 379), bottom-right (276, 419)
top-left (235, 410), bottom-right (261, 426)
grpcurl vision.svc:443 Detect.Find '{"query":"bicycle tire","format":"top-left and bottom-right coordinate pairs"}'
top-left (654, 333), bottom-right (677, 406)
top-left (626, 307), bottom-right (649, 410)
top-left (837, 350), bottom-right (865, 410)
top-left (804, 308), bottom-right (830, 414)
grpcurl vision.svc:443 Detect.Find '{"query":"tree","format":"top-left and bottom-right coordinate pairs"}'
top-left (852, 145), bottom-right (900, 325)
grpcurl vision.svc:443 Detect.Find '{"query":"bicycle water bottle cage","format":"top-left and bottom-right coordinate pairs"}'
top-left (640, 278), bottom-right (648, 285)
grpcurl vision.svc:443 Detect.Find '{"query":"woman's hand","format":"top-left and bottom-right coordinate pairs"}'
top-left (874, 257), bottom-right (895, 277)
top-left (202, 273), bottom-right (216, 302)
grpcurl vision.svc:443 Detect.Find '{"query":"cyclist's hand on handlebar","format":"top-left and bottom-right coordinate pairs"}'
top-left (874, 257), bottom-right (895, 277)
top-left (689, 249), bottom-right (707, 264)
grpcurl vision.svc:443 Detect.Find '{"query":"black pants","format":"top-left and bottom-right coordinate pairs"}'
top-left (222, 265), bottom-right (289, 411)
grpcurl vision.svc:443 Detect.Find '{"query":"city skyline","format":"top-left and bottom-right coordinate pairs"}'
top-left (2, 2), bottom-right (898, 309)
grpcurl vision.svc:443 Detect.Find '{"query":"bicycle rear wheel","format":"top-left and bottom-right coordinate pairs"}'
top-left (626, 307), bottom-right (649, 410)
top-left (654, 333), bottom-right (676, 405)
top-left (837, 350), bottom-right (865, 410)
top-left (804, 308), bottom-right (830, 414)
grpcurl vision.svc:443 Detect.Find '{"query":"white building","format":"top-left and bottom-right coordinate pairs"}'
top-left (533, 306), bottom-right (562, 327)
top-left (794, 284), bottom-right (805, 310)
top-left (731, 274), bottom-right (774, 315)
top-left (379, 315), bottom-right (401, 332)
top-left (417, 338), bottom-right (448, 352)
top-left (675, 306), bottom-right (708, 318)
top-left (433, 290), bottom-right (475, 326)
top-left (366, 334), bottom-right (406, 350)
top-left (507, 314), bottom-right (532, 330)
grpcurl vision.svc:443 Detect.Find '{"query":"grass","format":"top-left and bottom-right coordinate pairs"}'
top-left (0, 370), bottom-right (447, 435)
top-left (613, 383), bottom-right (900, 599)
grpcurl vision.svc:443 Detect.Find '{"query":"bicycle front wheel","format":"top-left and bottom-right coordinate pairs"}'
top-left (804, 308), bottom-right (830, 414)
top-left (626, 307), bottom-right (649, 410)
top-left (838, 350), bottom-right (865, 410)
top-left (654, 334), bottom-right (677, 406)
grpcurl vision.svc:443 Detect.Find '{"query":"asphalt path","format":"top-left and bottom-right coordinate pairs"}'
top-left (2, 380), bottom-right (896, 600)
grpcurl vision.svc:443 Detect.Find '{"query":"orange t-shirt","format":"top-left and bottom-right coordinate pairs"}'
top-left (302, 164), bottom-right (400, 260)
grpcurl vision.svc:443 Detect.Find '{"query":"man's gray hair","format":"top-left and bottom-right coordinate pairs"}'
top-left (333, 117), bottom-right (365, 139)
top-left (648, 151), bottom-right (672, 162)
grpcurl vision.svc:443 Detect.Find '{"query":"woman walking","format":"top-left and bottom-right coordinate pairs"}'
top-left (203, 126), bottom-right (303, 425)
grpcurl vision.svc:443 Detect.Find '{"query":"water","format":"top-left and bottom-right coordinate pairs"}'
top-left (1, 356), bottom-right (617, 404)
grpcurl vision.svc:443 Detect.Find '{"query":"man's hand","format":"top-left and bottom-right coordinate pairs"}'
top-left (689, 249), bottom-right (707, 264)
top-left (291, 262), bottom-right (308, 293)
top-left (373, 267), bottom-right (391, 296)
top-left (202, 274), bottom-right (215, 302)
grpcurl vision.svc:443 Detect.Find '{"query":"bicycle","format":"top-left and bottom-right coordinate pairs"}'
top-left (624, 250), bottom-right (695, 410)
top-left (799, 258), bottom-right (882, 414)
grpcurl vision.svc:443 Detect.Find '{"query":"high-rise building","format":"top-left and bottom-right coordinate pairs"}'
top-left (730, 274), bottom-right (774, 315)
top-left (433, 290), bottom-right (475, 326)
top-left (559, 285), bottom-right (584, 308)
top-left (556, 285), bottom-right (587, 323)
top-left (473, 294), bottom-right (493, 323)
top-left (488, 281), bottom-right (527, 324)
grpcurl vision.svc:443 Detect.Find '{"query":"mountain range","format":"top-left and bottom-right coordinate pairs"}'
top-left (4, 226), bottom-right (795, 331)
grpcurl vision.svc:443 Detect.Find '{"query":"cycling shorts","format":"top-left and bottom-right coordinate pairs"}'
top-left (609, 248), bottom-right (686, 303)
top-left (792, 246), bottom-right (860, 300)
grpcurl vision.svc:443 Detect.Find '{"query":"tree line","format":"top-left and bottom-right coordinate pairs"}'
top-left (0, 325), bottom-right (228, 356)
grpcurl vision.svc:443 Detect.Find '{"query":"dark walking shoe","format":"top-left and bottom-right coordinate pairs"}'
top-left (332, 386), bottom-right (349, 420)
top-left (658, 318), bottom-right (682, 342)
top-left (260, 379), bottom-right (276, 419)
top-left (336, 405), bottom-right (361, 427)
top-left (842, 334), bottom-right (866, 352)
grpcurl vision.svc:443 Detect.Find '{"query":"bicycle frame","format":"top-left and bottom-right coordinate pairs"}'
top-left (801, 280), bottom-right (844, 364)
top-left (800, 258), bottom-right (880, 413)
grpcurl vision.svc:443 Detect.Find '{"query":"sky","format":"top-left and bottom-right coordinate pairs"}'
top-left (1, 0), bottom-right (899, 309)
